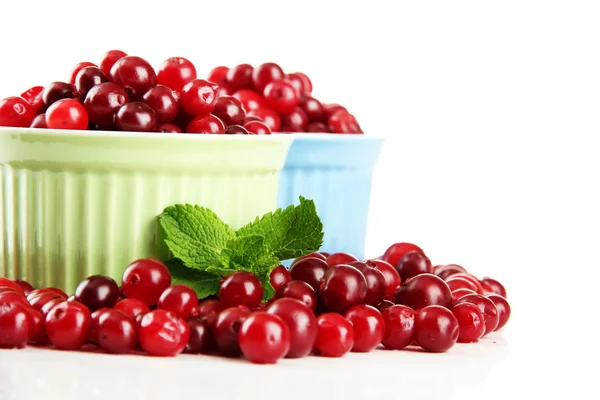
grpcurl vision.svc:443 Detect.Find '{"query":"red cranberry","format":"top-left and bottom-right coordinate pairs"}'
top-left (95, 309), bottom-right (137, 354)
top-left (232, 89), bottom-right (265, 112)
top-left (455, 294), bottom-right (499, 335)
top-left (281, 107), bottom-right (309, 132)
top-left (74, 275), bottom-right (120, 312)
top-left (99, 50), bottom-right (127, 77)
top-left (480, 278), bottom-right (507, 298)
top-left (370, 259), bottom-right (401, 301)
top-left (286, 72), bottom-right (312, 95)
top-left (84, 82), bottom-right (129, 128)
top-left (45, 301), bottom-right (91, 350)
top-left (43, 82), bottom-right (77, 107)
top-left (381, 305), bottom-right (416, 350)
top-left (269, 265), bottom-right (292, 292)
top-left (0, 96), bottom-right (36, 127)
top-left (139, 309), bottom-right (190, 357)
top-left (396, 251), bottom-right (433, 280)
top-left (239, 312), bottom-right (290, 364)
top-left (157, 57), bottom-right (197, 92)
top-left (348, 261), bottom-right (386, 306)
top-left (344, 304), bottom-right (385, 353)
top-left (224, 124), bottom-right (249, 134)
top-left (328, 110), bottom-right (362, 134)
top-left (289, 257), bottom-right (329, 292)
top-left (0, 302), bottom-right (32, 348)
top-left (314, 312), bottom-right (354, 357)
top-left (486, 294), bottom-right (511, 331)
top-left (323, 103), bottom-right (347, 119)
top-left (46, 99), bottom-right (89, 130)
top-left (20, 86), bottom-right (45, 113)
top-left (446, 277), bottom-right (479, 293)
top-left (27, 287), bottom-right (67, 301)
top-left (185, 114), bottom-right (225, 134)
top-left (435, 264), bottom-right (467, 280)
top-left (214, 307), bottom-right (250, 357)
top-left (14, 280), bottom-right (34, 297)
top-left (219, 272), bottom-right (263, 309)
top-left (414, 305), bottom-right (459, 352)
top-left (114, 298), bottom-right (150, 319)
top-left (28, 292), bottom-right (66, 312)
top-left (110, 56), bottom-right (156, 100)
top-left (376, 299), bottom-right (395, 313)
top-left (266, 298), bottom-right (317, 358)
top-left (207, 66), bottom-right (229, 87)
top-left (157, 122), bottom-right (182, 133)
top-left (276, 280), bottom-right (317, 311)
top-left (299, 96), bottom-right (325, 123)
top-left (0, 278), bottom-right (26, 296)
top-left (244, 120), bottom-right (271, 134)
top-left (185, 318), bottom-right (215, 354)
top-left (451, 288), bottom-right (476, 304)
top-left (0, 290), bottom-right (30, 309)
top-left (180, 79), bottom-right (218, 117)
top-left (115, 102), bottom-right (158, 132)
top-left (69, 61), bottom-right (96, 85)
top-left (26, 308), bottom-right (46, 345)
top-left (291, 252), bottom-right (328, 267)
top-left (263, 80), bottom-right (299, 115)
top-left (382, 242), bottom-right (424, 268)
top-left (307, 122), bottom-right (329, 133)
top-left (157, 284), bottom-right (198, 319)
top-left (247, 108), bottom-right (281, 132)
top-left (321, 265), bottom-right (367, 314)
top-left (251, 62), bottom-right (285, 93)
top-left (326, 252), bottom-right (359, 266)
top-left (30, 114), bottom-right (47, 128)
top-left (212, 95), bottom-right (246, 126)
top-left (452, 302), bottom-right (485, 343)
top-left (142, 85), bottom-right (179, 123)
top-left (395, 274), bottom-right (452, 310)
top-left (122, 258), bottom-right (171, 306)
top-left (75, 66), bottom-right (107, 99)
top-left (225, 64), bottom-right (253, 92)
top-left (197, 299), bottom-right (224, 317)
top-left (40, 297), bottom-right (66, 316)
top-left (444, 273), bottom-right (484, 294)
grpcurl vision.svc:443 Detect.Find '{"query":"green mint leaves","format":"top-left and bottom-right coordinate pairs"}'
top-left (158, 196), bottom-right (324, 301)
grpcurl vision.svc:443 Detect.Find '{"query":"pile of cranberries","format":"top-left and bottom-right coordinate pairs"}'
top-left (0, 242), bottom-right (510, 364)
top-left (0, 50), bottom-right (362, 135)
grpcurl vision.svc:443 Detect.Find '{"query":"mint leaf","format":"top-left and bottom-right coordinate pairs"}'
top-left (158, 204), bottom-right (235, 270)
top-left (165, 259), bottom-right (222, 299)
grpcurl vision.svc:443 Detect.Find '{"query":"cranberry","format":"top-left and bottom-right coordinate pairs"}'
top-left (142, 85), bottom-right (179, 123)
top-left (20, 86), bottom-right (45, 113)
top-left (219, 272), bottom-right (263, 309)
top-left (452, 302), bottom-right (485, 343)
top-left (486, 294), bottom-right (511, 331)
top-left (414, 305), bottom-right (459, 352)
top-left (225, 64), bottom-right (253, 92)
top-left (370, 259), bottom-right (401, 301)
top-left (0, 96), bottom-right (36, 127)
top-left (314, 312), bottom-right (354, 357)
top-left (328, 110), bottom-right (362, 134)
top-left (251, 62), bottom-right (284, 92)
top-left (396, 251), bottom-right (433, 281)
top-left (451, 288), bottom-right (476, 304)
top-left (307, 122), bottom-right (329, 133)
top-left (325, 252), bottom-right (358, 266)
top-left (139, 309), bottom-right (189, 357)
top-left (157, 284), bottom-right (198, 319)
top-left (0, 302), bottom-right (32, 348)
top-left (243, 120), bottom-right (271, 134)
top-left (376, 299), bottom-right (395, 313)
top-left (224, 124), bottom-right (249, 134)
top-left (382, 242), bottom-right (424, 268)
top-left (435, 264), bottom-right (467, 280)
top-left (207, 66), bottom-right (229, 87)
top-left (321, 265), bottom-right (367, 314)
top-left (157, 122), bottom-right (182, 133)
top-left (185, 318), bottom-right (215, 354)
top-left (395, 274), bottom-right (452, 310)
top-left (93, 309), bottom-right (137, 354)
top-left (238, 312), bottom-right (290, 364)
top-left (74, 275), bottom-right (120, 312)
top-left (99, 50), bottom-right (127, 77)
top-left (480, 278), bottom-right (507, 298)
top-left (74, 66), bottom-right (107, 99)
top-left (246, 108), bottom-right (281, 132)
top-left (46, 99), bottom-right (89, 130)
top-left (122, 258), bottom-right (171, 306)
top-left (179, 79), bottom-right (218, 117)
top-left (299, 96), bottom-right (325, 123)
top-left (344, 305), bottom-right (385, 353)
top-left (286, 72), bottom-right (312, 95)
top-left (444, 273), bottom-right (484, 294)
top-left (28, 292), bottom-right (66, 312)
top-left (84, 82), bottom-right (129, 128)
top-left (214, 307), bottom-right (250, 357)
top-left (197, 299), bottom-right (224, 317)
top-left (30, 114), bottom-right (47, 128)
top-left (27, 287), bottom-right (67, 301)
top-left (323, 103), bottom-right (347, 119)
top-left (291, 252), bottom-right (328, 267)
top-left (91, 308), bottom-right (114, 344)
top-left (263, 80), bottom-right (299, 115)
top-left (156, 57), bottom-right (197, 92)
top-left (110, 56), bottom-right (156, 100)
top-left (0, 290), bottom-right (31, 309)
top-left (455, 294), bottom-right (499, 335)
top-left (232, 89), bottom-right (264, 112)
top-left (281, 107), bottom-right (309, 132)
top-left (115, 102), bottom-right (158, 132)
top-left (14, 280), bottom-right (34, 297)
top-left (69, 61), bottom-right (96, 85)
top-left (289, 257), bottom-right (329, 292)
top-left (43, 82), bottom-right (77, 107)
top-left (45, 301), bottom-right (91, 350)
top-left (446, 277), bottom-right (480, 293)
top-left (276, 280), bottom-right (317, 311)
top-left (212, 95), bottom-right (246, 126)
top-left (381, 305), bottom-right (416, 350)
top-left (26, 308), bottom-right (46, 345)
top-left (40, 297), bottom-right (66, 316)
top-left (266, 298), bottom-right (317, 358)
top-left (0, 278), bottom-right (26, 296)
top-left (114, 298), bottom-right (150, 319)
top-left (269, 265), bottom-right (292, 292)
top-left (348, 261), bottom-right (386, 306)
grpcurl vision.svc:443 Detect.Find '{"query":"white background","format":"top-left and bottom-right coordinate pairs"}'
top-left (1, 0), bottom-right (599, 399)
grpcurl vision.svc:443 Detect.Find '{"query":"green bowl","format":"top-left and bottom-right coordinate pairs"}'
top-left (0, 127), bottom-right (293, 293)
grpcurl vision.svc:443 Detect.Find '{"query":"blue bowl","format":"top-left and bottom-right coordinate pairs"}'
top-left (277, 134), bottom-right (384, 264)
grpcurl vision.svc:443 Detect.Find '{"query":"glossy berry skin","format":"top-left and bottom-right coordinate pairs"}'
top-left (486, 294), bottom-right (511, 331)
top-left (28, 292), bottom-right (66, 312)
top-left (276, 280), bottom-right (317, 311)
top-left (446, 277), bottom-right (479, 293)
top-left (291, 252), bottom-right (328, 267)
top-left (207, 66), bottom-right (229, 87)
top-left (481, 278), bottom-right (507, 298)
top-left (370, 259), bottom-right (401, 301)
top-left (185, 114), bottom-right (225, 134)
top-left (14, 280), bottom-right (34, 297)
top-left (69, 61), bottom-right (96, 85)
top-left (84, 82), bottom-right (129, 128)
top-left (157, 284), bottom-right (198, 319)
top-left (110, 56), bottom-right (156, 100)
top-left (122, 258), bottom-right (172, 306)
top-left (142, 85), bottom-right (179, 123)
top-left (156, 57), bottom-right (197, 92)
top-left (180, 79), bottom-right (218, 117)
top-left (414, 305), bottom-right (459, 352)
top-left (281, 107), bottom-right (309, 132)
top-left (381, 305), bottom-right (416, 350)
top-left (115, 102), bottom-right (158, 132)
top-left (0, 96), bottom-right (36, 127)
top-left (26, 308), bottom-right (46, 345)
top-left (157, 122), bottom-right (182, 133)
top-left (314, 312), bottom-right (354, 357)
top-left (232, 89), bottom-right (265, 112)
top-left (263, 80), bottom-right (299, 115)
top-left (114, 298), bottom-right (150, 319)
top-left (30, 114), bottom-right (47, 128)
top-left (435, 264), bottom-right (467, 280)
top-left (238, 312), bottom-right (289, 364)
top-left (252, 63), bottom-right (285, 93)
top-left (396, 274), bottom-right (452, 310)
top-left (326, 252), bottom-right (358, 267)
top-left (20, 86), bottom-right (45, 114)
top-left (185, 318), bottom-right (214, 354)
top-left (0, 302), bottom-right (32, 348)
top-left (75, 66), bottom-right (107, 99)
top-left (451, 302), bottom-right (485, 343)
top-left (99, 50), bottom-right (127, 77)
top-left (349, 260), bottom-right (386, 306)
top-left (224, 124), bottom-right (249, 134)
top-left (0, 278), bottom-right (26, 296)
top-left (45, 301), bottom-right (91, 350)
top-left (299, 96), bottom-right (325, 123)
top-left (219, 272), bottom-right (263, 309)
top-left (344, 305), bottom-right (385, 353)
top-left (0, 290), bottom-right (30, 308)
top-left (46, 99), bottom-right (89, 130)
top-left (74, 275), bottom-right (120, 312)
top-left (321, 265), bottom-right (368, 314)
top-left (243, 120), bottom-right (271, 135)
top-left (267, 298), bottom-right (317, 358)
top-left (328, 110), bottom-right (362, 134)
top-left (451, 288), bottom-right (476, 305)
top-left (455, 294), bottom-right (499, 335)
top-left (269, 265), bottom-right (292, 292)
top-left (225, 64), bottom-right (253, 92)
top-left (286, 72), bottom-right (313, 95)
top-left (289, 257), bottom-right (329, 293)
top-left (247, 108), bottom-right (281, 132)
top-left (43, 82), bottom-right (77, 107)
top-left (40, 297), bottom-right (66, 316)
top-left (27, 287), bottom-right (68, 301)
top-left (323, 103), bottom-right (347, 119)
top-left (197, 299), bottom-right (224, 317)
top-left (396, 251), bottom-right (433, 281)
top-left (95, 309), bottom-right (137, 354)
top-left (139, 309), bottom-right (190, 357)
top-left (444, 273), bottom-right (484, 294)
top-left (376, 299), bottom-right (395, 313)
top-left (306, 122), bottom-right (329, 133)
top-left (214, 307), bottom-right (250, 357)
top-left (382, 242), bottom-right (424, 268)
top-left (212, 95), bottom-right (246, 126)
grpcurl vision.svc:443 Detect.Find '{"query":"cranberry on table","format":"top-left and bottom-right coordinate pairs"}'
top-left (452, 302), bottom-right (485, 343)
top-left (286, 72), bottom-right (313, 95)
top-left (219, 271), bottom-right (263, 309)
top-left (14, 280), bottom-right (34, 297)
top-left (381, 305), bottom-right (416, 350)
top-left (328, 110), bottom-right (362, 134)
top-left (214, 306), bottom-right (250, 357)
top-left (142, 85), bottom-right (179, 123)
top-left (225, 64), bottom-right (253, 92)
top-left (414, 305), bottom-right (459, 353)
top-left (224, 125), bottom-right (249, 134)
top-left (444, 273), bottom-right (484, 294)
top-left (157, 284), bottom-right (198, 319)
top-left (480, 277), bottom-right (507, 298)
top-left (0, 278), bottom-right (26, 296)
top-left (269, 265), bottom-right (292, 292)
top-left (451, 288), bottom-right (476, 305)
top-left (46, 99), bottom-right (89, 130)
top-left (0, 302), bottom-right (32, 348)
top-left (114, 298), bottom-right (150, 319)
top-left (110, 56), bottom-right (156, 100)
top-left (486, 294), bottom-right (511, 331)
top-left (180, 79), bottom-right (218, 117)
top-left (381, 242), bottom-right (424, 268)
top-left (74, 275), bottom-right (120, 312)
top-left (0, 290), bottom-right (31, 309)
top-left (395, 273), bottom-right (452, 310)
top-left (276, 280), bottom-right (317, 311)
top-left (281, 107), bottom-right (309, 132)
top-left (247, 108), bottom-right (281, 132)
top-left (69, 61), bottom-right (96, 85)
top-left (299, 96), bottom-right (325, 123)
top-left (314, 312), bottom-right (354, 357)
top-left (30, 114), bottom-right (47, 128)
top-left (0, 96), bottom-right (36, 127)
top-left (321, 265), bottom-right (368, 314)
top-left (376, 299), bottom-right (395, 313)
top-left (454, 294), bottom-right (499, 335)
top-left (207, 66), bottom-right (229, 87)
top-left (75, 66), bottom-right (107, 99)
top-left (446, 277), bottom-right (479, 293)
top-left (185, 318), bottom-right (215, 354)
top-left (20, 86), bottom-right (45, 114)
top-left (139, 309), bottom-right (190, 357)
top-left (266, 297), bottom-right (317, 358)
top-left (157, 122), bottom-right (182, 133)
top-left (26, 308), bottom-right (47, 345)
top-left (197, 299), bottom-right (224, 317)
top-left (156, 56), bottom-right (197, 92)
top-left (243, 120), bottom-right (271, 135)
top-left (40, 297), bottom-right (67, 316)
top-left (45, 300), bottom-right (91, 350)
top-left (98, 49), bottom-right (127, 77)
top-left (84, 82), bottom-right (129, 128)
top-left (115, 102), bottom-right (158, 132)
top-left (95, 309), bottom-right (138, 354)
top-left (212, 95), bottom-right (246, 126)
top-left (122, 258), bottom-right (172, 306)
top-left (263, 80), bottom-right (299, 115)
top-left (43, 82), bottom-right (77, 107)
top-left (325, 252), bottom-right (359, 267)
top-left (238, 312), bottom-right (290, 364)
top-left (435, 264), bottom-right (467, 280)
top-left (349, 260), bottom-right (386, 306)
top-left (396, 251), bottom-right (433, 281)
top-left (370, 259), bottom-right (401, 301)
top-left (307, 122), bottom-right (329, 133)
top-left (344, 304), bottom-right (385, 353)
top-left (289, 257), bottom-right (329, 292)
